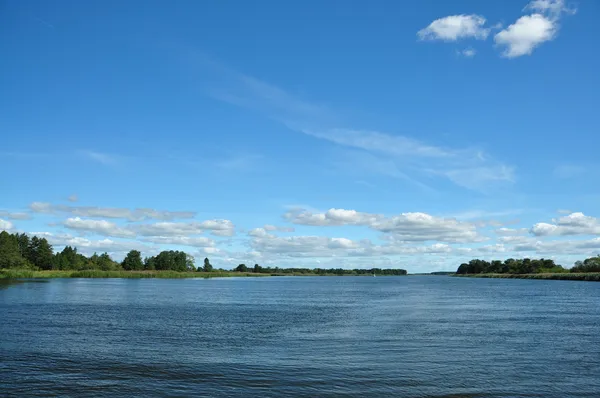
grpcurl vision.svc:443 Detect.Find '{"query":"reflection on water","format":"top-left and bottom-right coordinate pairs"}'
top-left (1, 276), bottom-right (600, 397)
top-left (0, 279), bottom-right (48, 289)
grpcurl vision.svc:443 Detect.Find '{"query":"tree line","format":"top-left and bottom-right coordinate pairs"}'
top-left (456, 256), bottom-right (600, 274)
top-left (232, 263), bottom-right (407, 275)
top-left (0, 231), bottom-right (407, 275)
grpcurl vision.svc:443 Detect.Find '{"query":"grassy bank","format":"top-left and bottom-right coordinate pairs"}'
top-left (454, 272), bottom-right (600, 282)
top-left (0, 269), bottom-right (270, 279)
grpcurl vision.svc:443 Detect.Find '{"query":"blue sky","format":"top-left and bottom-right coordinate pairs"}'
top-left (1, 0), bottom-right (599, 272)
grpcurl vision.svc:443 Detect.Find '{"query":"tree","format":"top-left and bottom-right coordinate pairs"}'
top-left (97, 253), bottom-right (117, 271)
top-left (203, 257), bottom-right (213, 272)
top-left (253, 263), bottom-right (262, 273)
top-left (53, 246), bottom-right (84, 270)
top-left (122, 250), bottom-right (143, 270)
top-left (28, 236), bottom-right (53, 270)
top-left (0, 231), bottom-right (31, 269)
top-left (235, 263), bottom-right (248, 272)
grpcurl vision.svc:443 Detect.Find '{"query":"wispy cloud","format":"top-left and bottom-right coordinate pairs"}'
top-left (458, 48), bottom-right (477, 58)
top-left (215, 153), bottom-right (263, 171)
top-left (79, 150), bottom-right (121, 166)
top-left (553, 164), bottom-right (585, 179)
top-left (195, 55), bottom-right (514, 191)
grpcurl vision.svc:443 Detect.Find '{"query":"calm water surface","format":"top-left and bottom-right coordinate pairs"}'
top-left (1, 276), bottom-right (600, 397)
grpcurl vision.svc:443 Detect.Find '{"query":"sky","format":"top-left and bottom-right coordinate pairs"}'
top-left (1, 0), bottom-right (600, 272)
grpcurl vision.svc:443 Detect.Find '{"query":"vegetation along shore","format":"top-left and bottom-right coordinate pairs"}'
top-left (0, 231), bottom-right (406, 278)
top-left (454, 257), bottom-right (600, 282)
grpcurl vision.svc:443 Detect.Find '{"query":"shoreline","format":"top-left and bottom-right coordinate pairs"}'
top-left (0, 269), bottom-right (410, 279)
top-left (453, 272), bottom-right (600, 282)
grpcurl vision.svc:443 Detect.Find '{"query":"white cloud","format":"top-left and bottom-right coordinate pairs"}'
top-left (263, 224), bottom-right (295, 232)
top-left (248, 228), bottom-right (275, 238)
top-left (0, 211), bottom-right (31, 220)
top-left (417, 15), bottom-right (490, 41)
top-left (142, 236), bottom-right (215, 247)
top-left (0, 219), bottom-right (14, 231)
top-left (496, 227), bottom-right (529, 236)
top-left (459, 48), bottom-right (477, 57)
top-left (68, 195), bottom-right (78, 202)
top-left (531, 212), bottom-right (600, 236)
top-left (524, 0), bottom-right (576, 18)
top-left (374, 213), bottom-right (481, 243)
top-left (284, 207), bottom-right (481, 243)
top-left (134, 220), bottom-right (235, 237)
top-left (495, 0), bottom-right (575, 58)
top-left (30, 202), bottom-right (196, 221)
top-left (63, 217), bottom-right (136, 238)
top-left (35, 232), bottom-right (150, 256)
top-left (494, 14), bottom-right (556, 58)
top-left (284, 207), bottom-right (381, 226)
top-left (514, 237), bottom-right (600, 255)
top-left (197, 220), bottom-right (236, 236)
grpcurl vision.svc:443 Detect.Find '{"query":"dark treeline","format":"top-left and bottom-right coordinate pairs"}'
top-left (0, 231), bottom-right (407, 275)
top-left (0, 231), bottom-right (196, 272)
top-left (456, 256), bottom-right (600, 275)
top-left (232, 263), bottom-right (407, 275)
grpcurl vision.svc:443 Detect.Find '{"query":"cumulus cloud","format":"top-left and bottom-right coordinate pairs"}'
top-left (67, 195), bottom-right (78, 202)
top-left (417, 15), bottom-right (490, 41)
top-left (496, 227), bottom-right (529, 236)
top-left (141, 236), bottom-right (216, 247)
top-left (0, 219), bottom-right (14, 231)
top-left (284, 207), bottom-right (481, 243)
top-left (134, 220), bottom-right (235, 237)
top-left (373, 213), bottom-right (481, 243)
top-left (250, 235), bottom-right (361, 257)
top-left (494, 0), bottom-right (575, 58)
top-left (34, 232), bottom-right (150, 255)
top-left (514, 238), bottom-right (600, 255)
top-left (248, 228), bottom-right (274, 238)
top-left (494, 14), bottom-right (556, 58)
top-left (284, 207), bottom-right (381, 227)
top-left (263, 224), bottom-right (295, 232)
top-left (63, 217), bottom-right (136, 238)
top-left (531, 212), bottom-right (600, 236)
top-left (30, 202), bottom-right (196, 221)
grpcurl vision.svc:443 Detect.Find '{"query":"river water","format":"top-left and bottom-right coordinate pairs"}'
top-left (1, 276), bottom-right (599, 397)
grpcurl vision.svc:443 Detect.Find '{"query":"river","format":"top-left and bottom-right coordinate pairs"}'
top-left (1, 276), bottom-right (599, 397)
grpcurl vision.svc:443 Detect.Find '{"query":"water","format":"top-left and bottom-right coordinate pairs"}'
top-left (1, 276), bottom-right (600, 397)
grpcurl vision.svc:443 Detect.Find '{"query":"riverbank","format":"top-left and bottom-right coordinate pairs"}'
top-left (454, 272), bottom-right (600, 281)
top-left (0, 269), bottom-right (409, 279)
top-left (0, 269), bottom-right (270, 279)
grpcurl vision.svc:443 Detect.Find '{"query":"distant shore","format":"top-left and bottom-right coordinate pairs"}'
top-left (453, 273), bottom-right (600, 282)
top-left (0, 269), bottom-right (410, 279)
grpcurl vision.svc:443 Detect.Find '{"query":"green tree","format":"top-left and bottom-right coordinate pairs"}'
top-left (97, 252), bottom-right (117, 270)
top-left (202, 257), bottom-right (213, 272)
top-left (122, 250), bottom-right (143, 270)
top-left (28, 236), bottom-right (54, 270)
top-left (253, 263), bottom-right (262, 273)
top-left (0, 231), bottom-right (31, 268)
top-left (235, 263), bottom-right (248, 272)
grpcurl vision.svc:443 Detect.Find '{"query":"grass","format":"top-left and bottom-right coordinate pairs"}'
top-left (454, 273), bottom-right (600, 282)
top-left (0, 269), bottom-right (270, 279)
